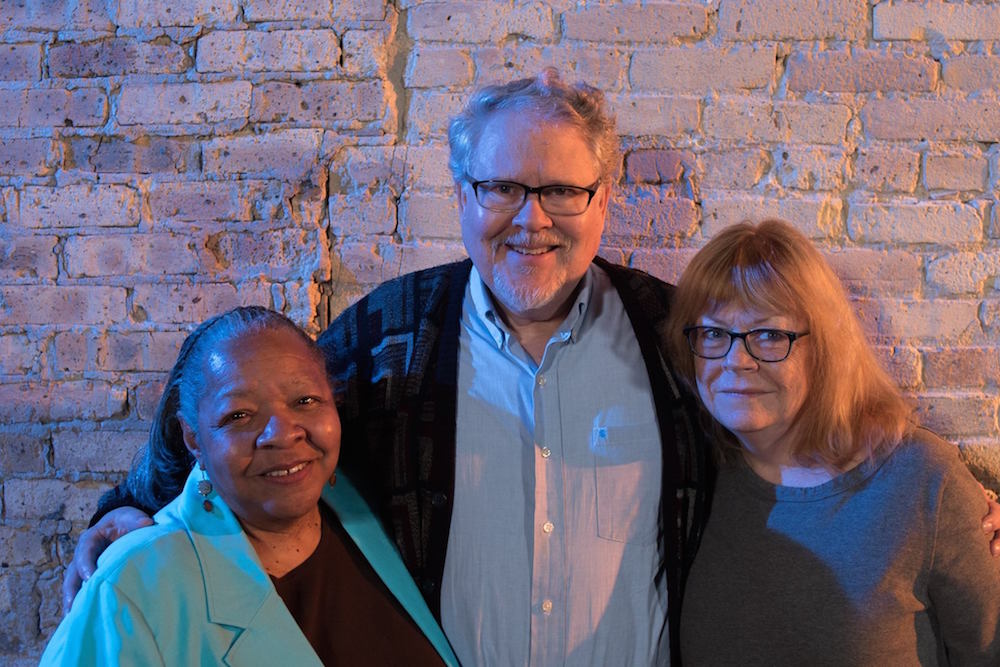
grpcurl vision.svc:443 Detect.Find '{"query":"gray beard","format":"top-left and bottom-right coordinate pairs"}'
top-left (490, 264), bottom-right (564, 316)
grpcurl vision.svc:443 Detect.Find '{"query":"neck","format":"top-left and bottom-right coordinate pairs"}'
top-left (240, 506), bottom-right (322, 578)
top-left (493, 284), bottom-right (581, 366)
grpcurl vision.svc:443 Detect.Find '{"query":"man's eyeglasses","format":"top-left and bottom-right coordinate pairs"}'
top-left (467, 178), bottom-right (600, 216)
top-left (683, 326), bottom-right (809, 363)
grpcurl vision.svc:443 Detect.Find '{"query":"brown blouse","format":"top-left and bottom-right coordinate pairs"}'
top-left (272, 504), bottom-right (445, 666)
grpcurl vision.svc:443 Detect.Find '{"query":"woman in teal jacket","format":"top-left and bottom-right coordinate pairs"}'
top-left (42, 307), bottom-right (458, 666)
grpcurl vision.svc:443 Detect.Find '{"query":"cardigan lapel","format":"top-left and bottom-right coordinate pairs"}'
top-left (323, 474), bottom-right (460, 667)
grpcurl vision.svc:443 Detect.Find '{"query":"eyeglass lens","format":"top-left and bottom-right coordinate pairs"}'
top-left (475, 181), bottom-right (592, 215)
top-left (688, 328), bottom-right (793, 362)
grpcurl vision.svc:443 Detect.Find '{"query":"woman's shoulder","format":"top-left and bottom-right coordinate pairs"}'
top-left (89, 512), bottom-right (199, 590)
top-left (883, 427), bottom-right (983, 498)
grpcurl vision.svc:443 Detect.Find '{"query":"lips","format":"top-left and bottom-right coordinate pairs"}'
top-left (506, 243), bottom-right (556, 255)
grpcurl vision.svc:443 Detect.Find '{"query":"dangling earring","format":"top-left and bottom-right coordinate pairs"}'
top-left (197, 461), bottom-right (214, 512)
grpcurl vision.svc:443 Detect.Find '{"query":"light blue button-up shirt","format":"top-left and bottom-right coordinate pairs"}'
top-left (441, 265), bottom-right (666, 666)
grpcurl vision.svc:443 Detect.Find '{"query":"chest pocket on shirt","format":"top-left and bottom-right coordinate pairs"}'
top-left (592, 424), bottom-right (660, 545)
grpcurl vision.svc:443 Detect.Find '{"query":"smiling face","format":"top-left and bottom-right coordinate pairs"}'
top-left (456, 110), bottom-right (610, 325)
top-left (180, 328), bottom-right (340, 534)
top-left (694, 303), bottom-right (811, 462)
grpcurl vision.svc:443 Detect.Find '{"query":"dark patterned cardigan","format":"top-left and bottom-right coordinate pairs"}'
top-left (319, 257), bottom-right (714, 665)
top-left (94, 257), bottom-right (713, 664)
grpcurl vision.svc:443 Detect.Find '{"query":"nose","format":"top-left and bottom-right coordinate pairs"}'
top-left (256, 409), bottom-right (305, 448)
top-left (722, 335), bottom-right (758, 370)
top-left (512, 193), bottom-right (553, 232)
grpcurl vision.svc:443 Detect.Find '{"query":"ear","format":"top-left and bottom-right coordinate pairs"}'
top-left (179, 419), bottom-right (202, 464)
top-left (454, 180), bottom-right (468, 213)
top-left (594, 182), bottom-right (612, 216)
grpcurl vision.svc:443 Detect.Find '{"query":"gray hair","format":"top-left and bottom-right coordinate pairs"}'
top-left (125, 306), bottom-right (325, 511)
top-left (448, 67), bottom-right (621, 184)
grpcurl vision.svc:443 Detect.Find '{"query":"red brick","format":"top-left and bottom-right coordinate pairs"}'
top-left (0, 0), bottom-right (111, 31)
top-left (776, 101), bottom-right (851, 144)
top-left (399, 192), bottom-right (461, 240)
top-left (148, 181), bottom-right (249, 222)
top-left (118, 81), bottom-right (251, 125)
top-left (196, 30), bottom-right (341, 73)
top-left (53, 330), bottom-right (90, 373)
top-left (94, 330), bottom-right (186, 372)
top-left (52, 429), bottom-right (149, 473)
top-left (473, 46), bottom-right (628, 92)
top-left (202, 129), bottom-right (322, 179)
top-left (250, 80), bottom-right (390, 128)
top-left (926, 252), bottom-right (1000, 295)
top-left (606, 189), bottom-right (698, 242)
top-left (243, 0), bottom-right (332, 21)
top-left (0, 431), bottom-right (47, 475)
top-left (116, 0), bottom-right (239, 27)
top-left (331, 0), bottom-right (386, 21)
top-left (0, 138), bottom-right (55, 176)
top-left (720, 0), bottom-right (866, 40)
top-left (342, 27), bottom-right (393, 77)
top-left (914, 394), bottom-right (997, 438)
top-left (204, 228), bottom-right (327, 281)
top-left (134, 378), bottom-right (167, 421)
top-left (702, 193), bottom-right (843, 239)
top-left (0, 381), bottom-right (127, 424)
top-left (787, 49), bottom-right (936, 93)
top-left (876, 299), bottom-right (980, 341)
top-left (864, 98), bottom-right (1000, 142)
top-left (626, 149), bottom-right (691, 184)
top-left (630, 247), bottom-right (698, 285)
top-left (0, 524), bottom-right (48, 565)
top-left (848, 201), bottom-right (981, 244)
top-left (631, 45), bottom-right (775, 92)
top-left (825, 248), bottom-right (923, 298)
top-left (924, 348), bottom-right (1000, 389)
top-left (874, 2), bottom-right (1000, 41)
top-left (0, 333), bottom-right (40, 375)
top-left (390, 242), bottom-right (468, 277)
top-left (776, 146), bottom-right (848, 191)
top-left (699, 148), bottom-right (769, 190)
top-left (612, 94), bottom-right (700, 138)
top-left (0, 88), bottom-right (106, 128)
top-left (132, 282), bottom-right (270, 324)
top-left (0, 236), bottom-right (57, 280)
top-left (0, 43), bottom-right (41, 81)
top-left (564, 3), bottom-right (709, 42)
top-left (406, 47), bottom-right (474, 88)
top-left (406, 90), bottom-right (471, 140)
top-left (64, 234), bottom-right (200, 278)
top-left (49, 38), bottom-right (188, 78)
top-left (18, 184), bottom-right (139, 229)
top-left (409, 2), bottom-right (553, 43)
top-left (923, 153), bottom-right (988, 191)
top-left (0, 286), bottom-right (126, 325)
top-left (329, 192), bottom-right (397, 237)
top-left (943, 55), bottom-right (1000, 92)
top-left (872, 345), bottom-right (921, 390)
top-left (853, 146), bottom-right (920, 193)
top-left (404, 144), bottom-right (453, 190)
top-left (704, 97), bottom-right (779, 142)
top-left (68, 136), bottom-right (199, 174)
top-left (4, 478), bottom-right (111, 521)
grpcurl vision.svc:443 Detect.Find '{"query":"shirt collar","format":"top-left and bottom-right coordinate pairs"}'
top-left (467, 264), bottom-right (595, 350)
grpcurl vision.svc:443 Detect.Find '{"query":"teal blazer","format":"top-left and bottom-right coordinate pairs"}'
top-left (41, 468), bottom-right (458, 666)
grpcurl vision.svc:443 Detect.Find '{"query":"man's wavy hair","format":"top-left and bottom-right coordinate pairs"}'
top-left (448, 67), bottom-right (621, 184)
top-left (667, 219), bottom-right (913, 469)
top-left (125, 306), bottom-right (326, 511)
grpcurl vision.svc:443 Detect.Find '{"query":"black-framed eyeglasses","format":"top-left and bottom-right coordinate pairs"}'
top-left (683, 326), bottom-right (810, 363)
top-left (467, 177), bottom-right (600, 216)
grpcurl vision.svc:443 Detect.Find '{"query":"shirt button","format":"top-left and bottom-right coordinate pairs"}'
top-left (542, 521), bottom-right (554, 534)
top-left (540, 447), bottom-right (551, 459)
top-left (537, 374), bottom-right (546, 387)
top-left (541, 599), bottom-right (553, 614)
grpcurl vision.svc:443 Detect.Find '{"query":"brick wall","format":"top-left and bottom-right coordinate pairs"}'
top-left (2, 1), bottom-right (998, 661)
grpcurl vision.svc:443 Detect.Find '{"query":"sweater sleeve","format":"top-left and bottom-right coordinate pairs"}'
top-left (927, 457), bottom-right (1000, 665)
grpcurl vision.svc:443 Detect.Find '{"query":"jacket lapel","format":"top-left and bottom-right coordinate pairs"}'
top-left (324, 474), bottom-right (460, 666)
top-left (170, 468), bottom-right (322, 666)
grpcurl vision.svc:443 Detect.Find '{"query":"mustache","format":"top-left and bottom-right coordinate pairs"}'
top-left (494, 231), bottom-right (567, 248)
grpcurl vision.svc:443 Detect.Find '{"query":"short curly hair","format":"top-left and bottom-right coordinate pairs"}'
top-left (448, 67), bottom-right (621, 184)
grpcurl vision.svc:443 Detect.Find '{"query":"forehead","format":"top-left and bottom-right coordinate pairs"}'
top-left (470, 111), bottom-right (598, 175)
top-left (203, 328), bottom-right (320, 381)
top-left (701, 301), bottom-right (803, 328)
